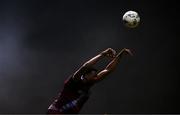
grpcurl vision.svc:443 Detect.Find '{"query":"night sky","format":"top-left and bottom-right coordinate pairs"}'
top-left (0, 0), bottom-right (179, 114)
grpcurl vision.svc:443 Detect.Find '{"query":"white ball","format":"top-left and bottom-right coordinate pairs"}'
top-left (122, 11), bottom-right (140, 28)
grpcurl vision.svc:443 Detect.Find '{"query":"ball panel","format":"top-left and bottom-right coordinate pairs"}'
top-left (122, 10), bottom-right (140, 28)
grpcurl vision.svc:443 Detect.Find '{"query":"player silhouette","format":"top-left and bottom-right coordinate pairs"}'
top-left (47, 48), bottom-right (132, 114)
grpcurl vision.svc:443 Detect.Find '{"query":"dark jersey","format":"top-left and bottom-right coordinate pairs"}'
top-left (47, 66), bottom-right (95, 114)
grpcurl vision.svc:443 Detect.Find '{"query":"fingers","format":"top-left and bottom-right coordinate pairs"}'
top-left (106, 53), bottom-right (115, 58)
top-left (111, 49), bottom-right (116, 56)
top-left (107, 48), bottom-right (116, 55)
top-left (124, 48), bottom-right (133, 56)
top-left (116, 48), bottom-right (133, 57)
top-left (103, 48), bottom-right (133, 59)
top-left (103, 48), bottom-right (116, 58)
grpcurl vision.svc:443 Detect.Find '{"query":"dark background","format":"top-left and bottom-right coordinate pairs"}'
top-left (0, 0), bottom-right (179, 114)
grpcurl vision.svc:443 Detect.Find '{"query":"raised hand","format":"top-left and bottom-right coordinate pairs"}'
top-left (116, 48), bottom-right (133, 58)
top-left (101, 48), bottom-right (116, 59)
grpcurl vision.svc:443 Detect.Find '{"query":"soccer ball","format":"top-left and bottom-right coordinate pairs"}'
top-left (122, 11), bottom-right (140, 28)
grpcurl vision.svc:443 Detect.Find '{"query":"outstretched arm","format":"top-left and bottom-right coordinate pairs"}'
top-left (82, 48), bottom-right (116, 67)
top-left (94, 48), bottom-right (133, 82)
top-left (73, 48), bottom-right (116, 80)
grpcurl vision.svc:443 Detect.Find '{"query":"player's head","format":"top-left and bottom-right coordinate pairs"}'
top-left (83, 67), bottom-right (97, 81)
